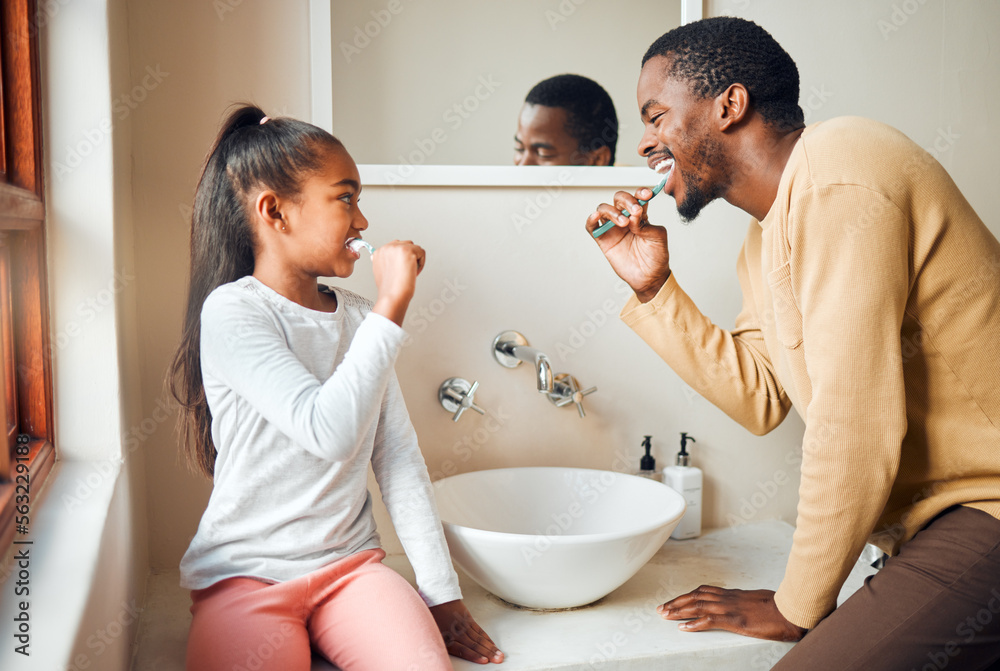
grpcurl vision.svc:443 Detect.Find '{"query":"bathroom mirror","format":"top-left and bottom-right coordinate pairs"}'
top-left (312, 0), bottom-right (688, 179)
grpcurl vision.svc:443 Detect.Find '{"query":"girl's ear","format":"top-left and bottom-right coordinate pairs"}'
top-left (253, 191), bottom-right (286, 233)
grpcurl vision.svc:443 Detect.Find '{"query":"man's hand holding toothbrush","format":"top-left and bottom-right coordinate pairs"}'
top-left (586, 187), bottom-right (672, 303)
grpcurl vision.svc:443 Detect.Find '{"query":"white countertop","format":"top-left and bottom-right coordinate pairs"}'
top-left (131, 520), bottom-right (876, 671)
top-left (381, 520), bottom-right (876, 671)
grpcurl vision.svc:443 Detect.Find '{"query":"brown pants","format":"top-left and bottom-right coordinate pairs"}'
top-left (774, 505), bottom-right (1000, 671)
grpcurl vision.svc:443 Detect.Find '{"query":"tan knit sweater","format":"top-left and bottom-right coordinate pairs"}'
top-left (620, 116), bottom-right (1000, 629)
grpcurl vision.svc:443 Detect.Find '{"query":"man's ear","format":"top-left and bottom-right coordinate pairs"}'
top-left (717, 83), bottom-right (750, 132)
top-left (253, 191), bottom-right (285, 232)
top-left (586, 145), bottom-right (613, 166)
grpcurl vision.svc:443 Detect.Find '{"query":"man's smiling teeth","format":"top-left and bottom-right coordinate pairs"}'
top-left (654, 157), bottom-right (675, 174)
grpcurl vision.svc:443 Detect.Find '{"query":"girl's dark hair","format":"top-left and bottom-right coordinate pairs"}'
top-left (167, 104), bottom-right (344, 478)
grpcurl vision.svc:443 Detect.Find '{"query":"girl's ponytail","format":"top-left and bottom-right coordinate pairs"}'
top-left (168, 104), bottom-right (342, 477)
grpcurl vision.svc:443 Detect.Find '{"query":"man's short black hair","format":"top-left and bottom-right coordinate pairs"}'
top-left (642, 17), bottom-right (804, 131)
top-left (525, 74), bottom-right (618, 164)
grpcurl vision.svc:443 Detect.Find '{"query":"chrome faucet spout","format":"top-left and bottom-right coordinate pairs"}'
top-left (506, 345), bottom-right (553, 393)
top-left (537, 356), bottom-right (553, 393)
top-left (492, 331), bottom-right (555, 394)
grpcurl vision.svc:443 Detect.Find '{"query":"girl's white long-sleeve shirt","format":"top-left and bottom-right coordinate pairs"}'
top-left (179, 276), bottom-right (462, 607)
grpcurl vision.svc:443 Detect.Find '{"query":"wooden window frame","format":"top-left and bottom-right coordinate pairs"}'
top-left (0, 0), bottom-right (55, 553)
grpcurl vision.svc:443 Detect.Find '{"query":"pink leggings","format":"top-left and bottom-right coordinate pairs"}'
top-left (185, 549), bottom-right (452, 671)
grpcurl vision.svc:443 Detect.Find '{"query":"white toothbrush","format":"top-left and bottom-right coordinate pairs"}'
top-left (347, 238), bottom-right (375, 257)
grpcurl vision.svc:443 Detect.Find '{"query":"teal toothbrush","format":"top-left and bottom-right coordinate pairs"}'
top-left (592, 172), bottom-right (670, 238)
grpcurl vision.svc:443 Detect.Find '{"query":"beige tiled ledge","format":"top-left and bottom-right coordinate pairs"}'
top-left (133, 520), bottom-right (876, 671)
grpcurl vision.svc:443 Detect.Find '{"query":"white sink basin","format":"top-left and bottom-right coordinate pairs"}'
top-left (432, 467), bottom-right (686, 609)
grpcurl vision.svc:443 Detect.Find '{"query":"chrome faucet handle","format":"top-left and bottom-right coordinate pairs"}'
top-left (438, 377), bottom-right (486, 422)
top-left (547, 373), bottom-right (597, 418)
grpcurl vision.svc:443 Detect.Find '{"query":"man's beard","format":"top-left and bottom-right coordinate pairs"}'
top-left (675, 134), bottom-right (725, 223)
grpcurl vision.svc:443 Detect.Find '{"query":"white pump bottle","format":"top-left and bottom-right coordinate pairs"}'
top-left (662, 432), bottom-right (702, 540)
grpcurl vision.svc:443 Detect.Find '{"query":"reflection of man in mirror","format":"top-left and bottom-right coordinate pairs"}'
top-left (514, 74), bottom-right (617, 166)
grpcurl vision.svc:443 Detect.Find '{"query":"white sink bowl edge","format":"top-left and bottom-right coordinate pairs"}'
top-left (432, 467), bottom-right (686, 610)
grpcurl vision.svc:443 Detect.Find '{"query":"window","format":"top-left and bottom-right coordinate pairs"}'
top-left (0, 0), bottom-right (55, 552)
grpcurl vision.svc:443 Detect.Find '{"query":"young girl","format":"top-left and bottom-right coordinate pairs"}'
top-left (169, 105), bottom-right (504, 671)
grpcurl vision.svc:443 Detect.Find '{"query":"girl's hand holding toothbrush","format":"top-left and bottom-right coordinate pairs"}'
top-left (586, 188), bottom-right (672, 303)
top-left (371, 240), bottom-right (426, 326)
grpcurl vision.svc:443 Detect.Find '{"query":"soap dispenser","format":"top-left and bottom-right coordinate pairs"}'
top-left (662, 432), bottom-right (702, 539)
top-left (636, 435), bottom-right (658, 479)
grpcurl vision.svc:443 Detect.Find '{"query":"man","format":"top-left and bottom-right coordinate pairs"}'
top-left (587, 17), bottom-right (1000, 669)
top-left (514, 74), bottom-right (618, 166)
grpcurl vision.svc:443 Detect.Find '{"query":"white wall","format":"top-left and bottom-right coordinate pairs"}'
top-left (330, 0), bottom-right (682, 165)
top-left (127, 0), bottom-right (1000, 571)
